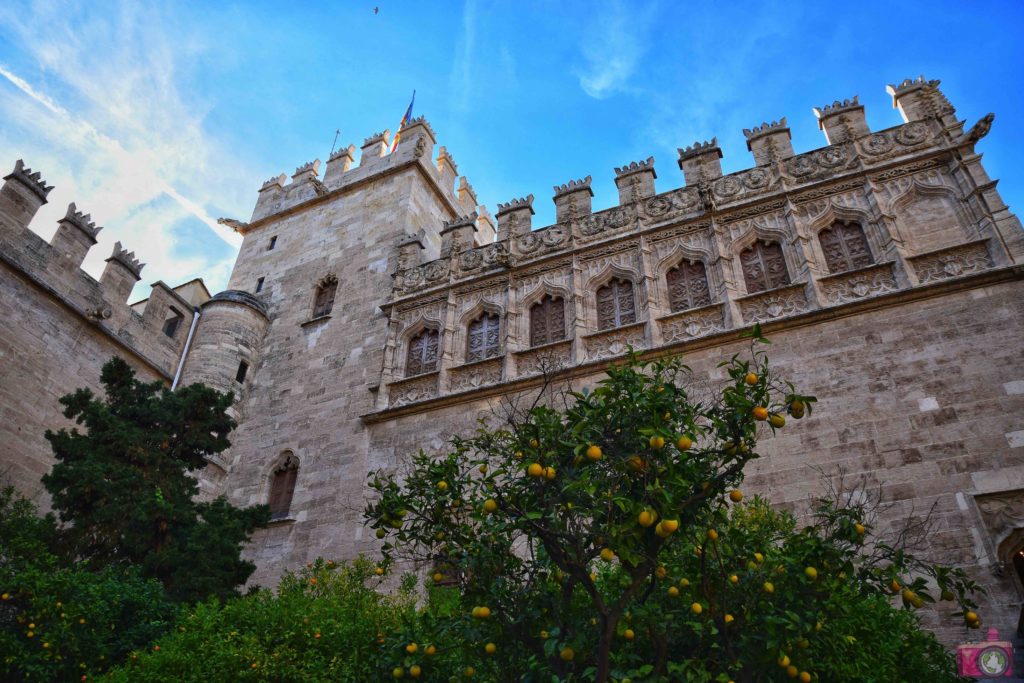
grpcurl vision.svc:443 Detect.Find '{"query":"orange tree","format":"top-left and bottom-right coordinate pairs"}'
top-left (365, 331), bottom-right (978, 682)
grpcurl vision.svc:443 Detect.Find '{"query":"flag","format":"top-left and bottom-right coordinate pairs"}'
top-left (389, 90), bottom-right (416, 153)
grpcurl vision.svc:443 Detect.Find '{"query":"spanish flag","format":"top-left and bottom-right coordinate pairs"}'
top-left (389, 90), bottom-right (416, 153)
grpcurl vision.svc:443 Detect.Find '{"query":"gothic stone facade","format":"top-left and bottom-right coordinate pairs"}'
top-left (1, 76), bottom-right (1023, 645)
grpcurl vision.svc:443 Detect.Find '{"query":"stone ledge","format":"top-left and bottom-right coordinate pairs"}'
top-left (514, 339), bottom-right (573, 376)
top-left (300, 314), bottom-right (331, 327)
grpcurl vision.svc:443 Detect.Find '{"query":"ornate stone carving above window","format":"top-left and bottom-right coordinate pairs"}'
top-left (530, 295), bottom-right (566, 347)
top-left (449, 357), bottom-right (503, 392)
top-left (819, 221), bottom-right (874, 274)
top-left (666, 260), bottom-right (712, 312)
top-left (740, 241), bottom-right (790, 294)
top-left (466, 312), bottom-right (501, 362)
top-left (406, 328), bottom-right (440, 376)
top-left (596, 278), bottom-right (636, 330)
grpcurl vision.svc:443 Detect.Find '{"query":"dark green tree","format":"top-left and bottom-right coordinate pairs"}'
top-left (42, 357), bottom-right (270, 603)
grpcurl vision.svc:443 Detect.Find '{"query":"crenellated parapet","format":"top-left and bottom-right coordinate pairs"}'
top-left (0, 160), bottom-right (212, 383)
top-left (375, 77), bottom-right (1024, 412)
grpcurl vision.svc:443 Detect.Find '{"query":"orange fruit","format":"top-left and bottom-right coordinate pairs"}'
top-left (729, 490), bottom-right (743, 503)
top-left (464, 667), bottom-right (475, 678)
top-left (483, 499), bottom-right (498, 514)
top-left (655, 566), bottom-right (668, 579)
top-left (668, 586), bottom-right (679, 597)
top-left (804, 567), bottom-right (818, 581)
top-left (410, 665), bottom-right (422, 678)
top-left (529, 438), bottom-right (539, 448)
top-left (649, 435), bottom-right (666, 450)
top-left (425, 645), bottom-right (437, 656)
top-left (691, 602), bottom-right (702, 615)
top-left (437, 481), bottom-right (448, 491)
top-left (543, 466), bottom-right (556, 480)
top-left (763, 582), bottom-right (775, 594)
top-left (484, 642), bottom-right (496, 654)
top-left (637, 509), bottom-right (657, 527)
top-left (623, 628), bottom-right (635, 641)
top-left (586, 445), bottom-right (603, 461)
top-left (560, 647), bottom-right (574, 661)
top-left (745, 372), bottom-right (758, 385)
top-left (675, 435), bottom-right (693, 450)
top-left (724, 614), bottom-right (735, 624)
top-left (778, 655), bottom-right (790, 667)
top-left (753, 406), bottom-right (769, 421)
top-left (626, 455), bottom-right (648, 473)
top-left (393, 667), bottom-right (405, 679)
top-left (799, 673), bottom-right (812, 683)
top-left (375, 567), bottom-right (384, 576)
top-left (729, 574), bottom-right (739, 584)
top-left (527, 463), bottom-right (543, 477)
top-left (786, 665), bottom-right (798, 678)
top-left (854, 523), bottom-right (865, 535)
top-left (600, 548), bottom-right (615, 562)
top-left (769, 413), bottom-right (786, 428)
top-left (406, 643), bottom-right (418, 654)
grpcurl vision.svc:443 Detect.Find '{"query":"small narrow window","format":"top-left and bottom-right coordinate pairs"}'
top-left (268, 453), bottom-right (299, 521)
top-left (406, 328), bottom-right (440, 376)
top-left (235, 360), bottom-right (249, 383)
top-left (596, 278), bottom-right (636, 331)
top-left (312, 275), bottom-right (338, 319)
top-left (162, 307), bottom-right (184, 338)
top-left (268, 236), bottom-right (278, 251)
top-left (255, 277), bottom-right (265, 293)
top-left (819, 221), bottom-right (874, 274)
top-left (666, 261), bottom-right (712, 312)
top-left (466, 312), bottom-right (501, 362)
top-left (740, 241), bottom-right (790, 294)
top-left (530, 295), bottom-right (566, 347)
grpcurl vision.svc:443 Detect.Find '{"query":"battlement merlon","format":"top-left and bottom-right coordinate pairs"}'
top-left (886, 75), bottom-right (958, 127)
top-left (457, 176), bottom-right (478, 215)
top-left (812, 96), bottom-right (870, 145)
top-left (439, 211), bottom-right (478, 257)
top-left (677, 139), bottom-right (722, 186)
top-left (51, 202), bottom-right (103, 268)
top-left (743, 118), bottom-right (794, 166)
top-left (435, 146), bottom-right (459, 195)
top-left (614, 157), bottom-right (656, 204)
top-left (495, 194), bottom-right (535, 241)
top-left (292, 159), bottom-right (321, 184)
top-left (1, 159), bottom-right (54, 231)
top-left (324, 145), bottom-right (356, 187)
top-left (100, 241), bottom-right (145, 304)
top-left (360, 130), bottom-right (391, 166)
top-left (553, 176), bottom-right (593, 223)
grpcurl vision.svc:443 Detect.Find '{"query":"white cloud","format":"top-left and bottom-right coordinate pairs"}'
top-left (448, 0), bottom-right (479, 114)
top-left (0, 2), bottom-right (250, 298)
top-left (576, 1), bottom-right (658, 99)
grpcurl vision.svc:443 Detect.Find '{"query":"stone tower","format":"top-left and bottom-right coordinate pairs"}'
top-left (2, 77), bottom-right (1024, 647)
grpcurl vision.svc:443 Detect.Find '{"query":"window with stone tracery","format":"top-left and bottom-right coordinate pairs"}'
top-left (529, 295), bottom-right (566, 347)
top-left (312, 275), bottom-right (338, 318)
top-left (406, 328), bottom-right (440, 376)
top-left (666, 260), bottom-right (711, 312)
top-left (466, 312), bottom-right (501, 362)
top-left (740, 241), bottom-right (790, 294)
top-left (268, 452), bottom-right (298, 521)
top-left (819, 221), bottom-right (874, 274)
top-left (596, 278), bottom-right (636, 331)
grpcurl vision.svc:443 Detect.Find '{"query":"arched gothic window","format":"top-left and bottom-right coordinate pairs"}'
top-left (529, 295), bottom-right (566, 347)
top-left (406, 328), bottom-right (440, 376)
top-left (666, 261), bottom-right (711, 312)
top-left (312, 275), bottom-right (338, 318)
top-left (819, 221), bottom-right (874, 274)
top-left (740, 241), bottom-right (790, 294)
top-left (596, 278), bottom-right (636, 331)
top-left (269, 453), bottom-right (299, 521)
top-left (466, 312), bottom-right (501, 362)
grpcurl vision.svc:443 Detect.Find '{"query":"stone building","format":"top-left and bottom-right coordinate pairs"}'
top-left (1, 76), bottom-right (1023, 644)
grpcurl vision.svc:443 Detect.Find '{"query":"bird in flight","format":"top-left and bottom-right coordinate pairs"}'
top-left (373, 6), bottom-right (379, 13)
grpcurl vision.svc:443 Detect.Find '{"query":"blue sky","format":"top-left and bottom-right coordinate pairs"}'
top-left (1, 1), bottom-right (1021, 298)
